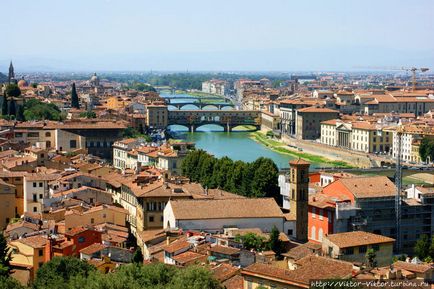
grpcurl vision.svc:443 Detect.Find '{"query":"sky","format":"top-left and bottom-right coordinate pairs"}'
top-left (1, 0), bottom-right (433, 72)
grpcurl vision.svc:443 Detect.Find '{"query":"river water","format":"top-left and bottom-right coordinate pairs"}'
top-left (162, 92), bottom-right (325, 169)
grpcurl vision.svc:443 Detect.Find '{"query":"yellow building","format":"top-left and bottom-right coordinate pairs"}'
top-left (322, 231), bottom-right (395, 267)
top-left (0, 171), bottom-right (27, 217)
top-left (0, 179), bottom-right (17, 229)
top-left (9, 235), bottom-right (49, 283)
top-left (64, 204), bottom-right (128, 231)
top-left (105, 96), bottom-right (127, 110)
top-left (145, 105), bottom-right (168, 129)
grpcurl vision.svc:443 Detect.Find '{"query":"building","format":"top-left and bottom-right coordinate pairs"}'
top-left (322, 231), bottom-right (395, 266)
top-left (295, 107), bottom-right (339, 140)
top-left (64, 204), bottom-right (128, 231)
top-left (202, 79), bottom-right (228, 96)
top-left (320, 120), bottom-right (392, 154)
top-left (23, 174), bottom-right (61, 214)
top-left (113, 138), bottom-right (143, 170)
top-left (241, 256), bottom-right (353, 289)
top-left (163, 198), bottom-right (284, 233)
top-left (0, 179), bottom-right (16, 229)
top-left (145, 104), bottom-right (168, 129)
top-left (9, 235), bottom-right (50, 282)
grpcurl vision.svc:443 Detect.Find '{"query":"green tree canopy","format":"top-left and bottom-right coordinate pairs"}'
top-left (419, 137), bottom-right (434, 163)
top-left (22, 99), bottom-right (62, 121)
top-left (0, 276), bottom-right (26, 289)
top-left (71, 82), bottom-right (80, 109)
top-left (267, 226), bottom-right (283, 257)
top-left (34, 256), bottom-right (96, 289)
top-left (181, 150), bottom-right (279, 199)
top-left (129, 82), bottom-right (157, 92)
top-left (414, 234), bottom-right (430, 260)
top-left (235, 233), bottom-right (266, 251)
top-left (132, 247), bottom-right (144, 264)
top-left (0, 232), bottom-right (11, 277)
top-left (5, 84), bottom-right (21, 98)
top-left (79, 111), bottom-right (97, 118)
top-left (1, 93), bottom-right (8, 116)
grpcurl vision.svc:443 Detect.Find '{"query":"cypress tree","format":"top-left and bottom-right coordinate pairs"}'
top-left (16, 105), bottom-right (24, 121)
top-left (8, 98), bottom-right (16, 118)
top-left (0, 232), bottom-right (11, 276)
top-left (71, 82), bottom-right (80, 109)
top-left (1, 93), bottom-right (8, 116)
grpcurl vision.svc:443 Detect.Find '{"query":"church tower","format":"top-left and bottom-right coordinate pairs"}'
top-left (8, 61), bottom-right (15, 84)
top-left (289, 158), bottom-right (310, 241)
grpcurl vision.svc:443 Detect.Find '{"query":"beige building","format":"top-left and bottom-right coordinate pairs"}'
top-left (146, 105), bottom-right (168, 129)
top-left (295, 107), bottom-right (339, 140)
top-left (322, 231), bottom-right (395, 267)
top-left (64, 204), bottom-right (128, 231)
top-left (0, 179), bottom-right (16, 229)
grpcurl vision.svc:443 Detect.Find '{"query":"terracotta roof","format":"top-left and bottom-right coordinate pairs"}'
top-left (79, 243), bottom-right (107, 255)
top-left (168, 198), bottom-right (283, 220)
top-left (209, 245), bottom-right (240, 256)
top-left (18, 235), bottom-right (47, 248)
top-left (284, 242), bottom-right (321, 261)
top-left (416, 186), bottom-right (434, 196)
top-left (222, 275), bottom-right (243, 289)
top-left (338, 176), bottom-right (396, 199)
top-left (25, 173), bottom-right (61, 181)
top-left (171, 251), bottom-right (206, 265)
top-left (326, 231), bottom-right (395, 248)
top-left (289, 158), bottom-right (310, 166)
top-left (393, 261), bottom-right (432, 274)
top-left (297, 107), bottom-right (339, 113)
top-left (212, 263), bottom-right (240, 282)
top-left (163, 240), bottom-right (191, 254)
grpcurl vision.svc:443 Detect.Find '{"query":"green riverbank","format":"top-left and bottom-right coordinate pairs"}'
top-left (250, 131), bottom-right (354, 168)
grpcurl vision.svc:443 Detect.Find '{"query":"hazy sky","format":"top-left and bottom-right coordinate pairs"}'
top-left (1, 0), bottom-right (433, 71)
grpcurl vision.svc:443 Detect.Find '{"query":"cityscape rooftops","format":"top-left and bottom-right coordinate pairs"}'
top-left (325, 231), bottom-right (395, 248)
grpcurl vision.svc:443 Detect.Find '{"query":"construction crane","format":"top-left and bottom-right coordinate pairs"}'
top-left (401, 67), bottom-right (429, 91)
top-left (394, 125), bottom-right (404, 252)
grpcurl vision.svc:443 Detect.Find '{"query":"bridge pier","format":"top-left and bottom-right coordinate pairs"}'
top-left (189, 125), bottom-right (196, 133)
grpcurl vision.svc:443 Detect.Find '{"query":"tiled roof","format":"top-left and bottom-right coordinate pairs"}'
top-left (338, 176), bottom-right (396, 199)
top-left (222, 275), bottom-right (243, 289)
top-left (289, 158), bottom-right (310, 166)
top-left (326, 231), bottom-right (395, 248)
top-left (169, 198), bottom-right (283, 220)
top-left (393, 261), bottom-right (432, 274)
top-left (79, 243), bottom-right (106, 255)
top-left (297, 106), bottom-right (339, 113)
top-left (18, 235), bottom-right (47, 248)
top-left (171, 251), bottom-right (206, 265)
top-left (209, 245), bottom-right (240, 256)
top-left (211, 263), bottom-right (240, 282)
top-left (163, 240), bottom-right (191, 254)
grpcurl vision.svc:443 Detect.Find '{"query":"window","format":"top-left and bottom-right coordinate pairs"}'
top-left (287, 229), bottom-right (293, 236)
top-left (33, 182), bottom-right (37, 188)
top-left (319, 209), bottom-right (324, 220)
top-left (39, 182), bottom-right (43, 187)
top-left (149, 216), bottom-right (154, 222)
top-left (311, 226), bottom-right (316, 240)
top-left (344, 247), bottom-right (354, 255)
top-left (70, 140), bottom-right (77, 148)
top-left (102, 213), bottom-right (106, 218)
top-left (372, 244), bottom-right (380, 251)
top-left (45, 132), bottom-right (51, 137)
top-left (359, 245), bottom-right (367, 253)
top-left (39, 249), bottom-right (43, 256)
top-left (318, 228), bottom-right (323, 242)
top-left (33, 207), bottom-right (37, 212)
top-left (39, 194), bottom-right (43, 199)
top-left (312, 207), bottom-right (316, 218)
top-left (78, 236), bottom-right (85, 243)
top-left (33, 194), bottom-right (37, 202)
top-left (90, 218), bottom-right (94, 224)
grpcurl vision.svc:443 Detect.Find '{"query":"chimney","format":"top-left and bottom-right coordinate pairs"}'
top-left (166, 237), bottom-right (170, 246)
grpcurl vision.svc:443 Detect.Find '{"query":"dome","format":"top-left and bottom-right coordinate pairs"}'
top-left (90, 72), bottom-right (99, 82)
top-left (17, 78), bottom-right (28, 88)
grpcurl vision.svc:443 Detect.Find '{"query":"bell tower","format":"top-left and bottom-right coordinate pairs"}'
top-left (8, 61), bottom-right (15, 84)
top-left (289, 158), bottom-right (310, 241)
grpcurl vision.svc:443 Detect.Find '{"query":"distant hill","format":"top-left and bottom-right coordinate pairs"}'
top-left (0, 72), bottom-right (7, 83)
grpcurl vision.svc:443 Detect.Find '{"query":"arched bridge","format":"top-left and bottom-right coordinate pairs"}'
top-left (164, 95), bottom-right (234, 104)
top-left (168, 102), bottom-right (235, 110)
top-left (168, 110), bottom-right (261, 132)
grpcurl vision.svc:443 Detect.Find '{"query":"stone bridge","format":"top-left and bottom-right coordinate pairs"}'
top-left (168, 110), bottom-right (261, 132)
top-left (167, 102), bottom-right (235, 110)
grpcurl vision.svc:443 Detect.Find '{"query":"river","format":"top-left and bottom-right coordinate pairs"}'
top-left (162, 92), bottom-right (326, 169)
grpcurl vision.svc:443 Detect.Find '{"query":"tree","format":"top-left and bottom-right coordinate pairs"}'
top-left (0, 232), bottom-right (11, 277)
top-left (22, 99), bottom-right (62, 121)
top-left (79, 111), bottom-right (97, 118)
top-left (251, 157), bottom-right (279, 199)
top-left (429, 237), bottom-right (434, 260)
top-left (34, 256), bottom-right (95, 289)
top-left (365, 248), bottom-right (377, 268)
top-left (7, 97), bottom-right (16, 117)
top-left (1, 93), bottom-right (8, 116)
top-left (5, 84), bottom-right (21, 98)
top-left (267, 226), bottom-right (283, 257)
top-left (132, 247), bottom-right (144, 264)
top-left (419, 137), bottom-right (434, 163)
top-left (235, 233), bottom-right (265, 251)
top-left (16, 105), bottom-right (24, 121)
top-left (0, 276), bottom-right (26, 289)
top-left (71, 82), bottom-right (80, 109)
top-left (414, 234), bottom-right (430, 260)
top-left (169, 265), bottom-right (221, 289)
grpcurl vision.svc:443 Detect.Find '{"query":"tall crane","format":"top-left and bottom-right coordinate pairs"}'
top-left (401, 67), bottom-right (429, 91)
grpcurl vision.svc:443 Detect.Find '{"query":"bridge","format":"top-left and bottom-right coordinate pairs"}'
top-left (167, 102), bottom-right (235, 110)
top-left (167, 110), bottom-right (261, 132)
